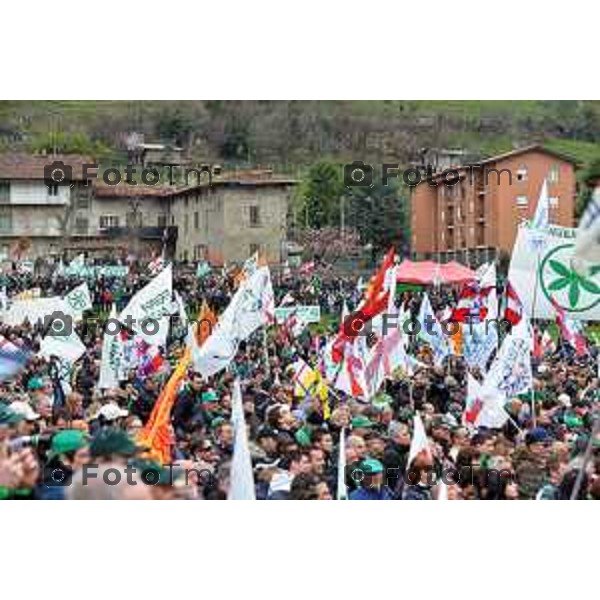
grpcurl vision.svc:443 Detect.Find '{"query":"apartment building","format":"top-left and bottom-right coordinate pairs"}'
top-left (0, 154), bottom-right (93, 259)
top-left (410, 145), bottom-right (578, 266)
top-left (0, 153), bottom-right (296, 265)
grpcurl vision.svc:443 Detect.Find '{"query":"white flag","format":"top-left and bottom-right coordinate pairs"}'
top-left (337, 428), bottom-right (347, 500)
top-left (575, 187), bottom-right (600, 264)
top-left (63, 282), bottom-right (93, 320)
top-left (465, 373), bottom-right (509, 429)
top-left (485, 319), bottom-right (533, 398)
top-left (531, 179), bottom-right (550, 230)
top-left (98, 305), bottom-right (124, 389)
top-left (509, 222), bottom-right (600, 320)
top-left (119, 264), bottom-right (173, 331)
top-left (463, 321), bottom-right (497, 371)
top-left (437, 480), bottom-right (448, 501)
top-left (173, 291), bottom-right (188, 329)
top-left (228, 379), bottom-right (256, 500)
top-left (194, 267), bottom-right (273, 377)
top-left (417, 293), bottom-right (451, 365)
top-left (407, 413), bottom-right (430, 468)
top-left (39, 330), bottom-right (86, 363)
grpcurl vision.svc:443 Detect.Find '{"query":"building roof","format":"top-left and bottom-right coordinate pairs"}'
top-left (418, 144), bottom-right (580, 184)
top-left (476, 144), bottom-right (580, 167)
top-left (94, 181), bottom-right (174, 198)
top-left (93, 169), bottom-right (296, 199)
top-left (172, 169), bottom-right (298, 196)
top-left (0, 153), bottom-right (94, 180)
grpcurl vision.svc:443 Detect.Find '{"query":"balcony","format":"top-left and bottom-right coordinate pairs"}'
top-left (101, 225), bottom-right (178, 243)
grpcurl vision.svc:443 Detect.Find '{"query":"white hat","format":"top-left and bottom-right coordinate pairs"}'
top-left (558, 393), bottom-right (572, 407)
top-left (94, 402), bottom-right (129, 421)
top-left (9, 400), bottom-right (41, 421)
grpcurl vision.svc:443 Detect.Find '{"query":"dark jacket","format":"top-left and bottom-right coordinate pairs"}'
top-left (401, 484), bottom-right (432, 500)
top-left (513, 446), bottom-right (548, 499)
top-left (382, 441), bottom-right (409, 490)
top-left (349, 485), bottom-right (395, 500)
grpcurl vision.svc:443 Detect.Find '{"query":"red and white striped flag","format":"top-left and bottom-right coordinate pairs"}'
top-left (503, 281), bottom-right (523, 326)
top-left (148, 253), bottom-right (166, 276)
top-left (552, 301), bottom-right (588, 356)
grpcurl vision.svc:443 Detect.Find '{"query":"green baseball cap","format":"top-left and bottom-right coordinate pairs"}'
top-left (0, 404), bottom-right (24, 426)
top-left (210, 416), bottom-right (226, 429)
top-left (352, 415), bottom-right (374, 429)
top-left (372, 394), bottom-right (392, 410)
top-left (48, 429), bottom-right (89, 459)
top-left (129, 459), bottom-right (177, 486)
top-left (201, 390), bottom-right (218, 404)
top-left (360, 458), bottom-right (384, 474)
top-left (295, 426), bottom-right (312, 447)
top-left (27, 376), bottom-right (45, 391)
top-left (90, 428), bottom-right (141, 459)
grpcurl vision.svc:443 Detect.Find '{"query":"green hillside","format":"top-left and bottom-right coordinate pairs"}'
top-left (1, 100), bottom-right (600, 173)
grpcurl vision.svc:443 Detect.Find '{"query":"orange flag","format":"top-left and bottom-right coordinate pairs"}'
top-left (137, 303), bottom-right (217, 464)
top-left (450, 323), bottom-right (463, 356)
top-left (195, 300), bottom-right (217, 347)
top-left (137, 348), bottom-right (191, 464)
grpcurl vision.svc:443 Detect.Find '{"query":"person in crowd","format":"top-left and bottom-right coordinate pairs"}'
top-left (0, 259), bottom-right (598, 501)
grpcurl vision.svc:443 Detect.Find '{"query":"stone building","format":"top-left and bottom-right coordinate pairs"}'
top-left (0, 153), bottom-right (296, 265)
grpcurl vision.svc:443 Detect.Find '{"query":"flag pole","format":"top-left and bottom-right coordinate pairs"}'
top-left (570, 411), bottom-right (600, 500)
top-left (507, 414), bottom-right (524, 436)
top-left (529, 249), bottom-right (541, 428)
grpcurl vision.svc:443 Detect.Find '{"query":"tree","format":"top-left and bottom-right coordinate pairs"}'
top-left (346, 174), bottom-right (410, 255)
top-left (28, 131), bottom-right (110, 158)
top-left (300, 161), bottom-right (345, 228)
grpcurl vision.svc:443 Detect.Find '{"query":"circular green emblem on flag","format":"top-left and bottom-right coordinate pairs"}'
top-left (539, 243), bottom-right (600, 312)
top-left (67, 290), bottom-right (88, 311)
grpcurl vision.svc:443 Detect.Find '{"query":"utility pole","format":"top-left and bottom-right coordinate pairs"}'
top-left (340, 194), bottom-right (346, 240)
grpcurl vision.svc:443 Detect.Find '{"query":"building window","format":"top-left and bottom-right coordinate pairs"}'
top-left (157, 214), bottom-right (168, 228)
top-left (77, 195), bottom-right (89, 209)
top-left (126, 212), bottom-right (142, 227)
top-left (0, 244), bottom-right (9, 259)
top-left (0, 208), bottom-right (12, 233)
top-left (477, 197), bottom-right (485, 219)
top-left (75, 218), bottom-right (89, 234)
top-left (516, 195), bottom-right (528, 207)
top-left (516, 167), bottom-right (528, 182)
top-left (249, 205), bottom-right (261, 227)
top-left (171, 215), bottom-right (175, 225)
top-left (99, 215), bottom-right (119, 229)
top-left (184, 214), bottom-right (189, 234)
top-left (548, 165), bottom-right (560, 183)
top-left (476, 224), bottom-right (485, 246)
top-left (194, 244), bottom-right (207, 260)
top-left (549, 196), bottom-right (559, 208)
top-left (0, 181), bottom-right (10, 203)
top-left (48, 185), bottom-right (59, 197)
top-left (194, 211), bottom-right (199, 229)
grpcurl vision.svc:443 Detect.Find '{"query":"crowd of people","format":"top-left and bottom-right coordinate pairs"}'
top-left (0, 257), bottom-right (598, 500)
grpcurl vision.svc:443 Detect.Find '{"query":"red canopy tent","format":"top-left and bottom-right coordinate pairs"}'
top-left (396, 259), bottom-right (476, 285)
